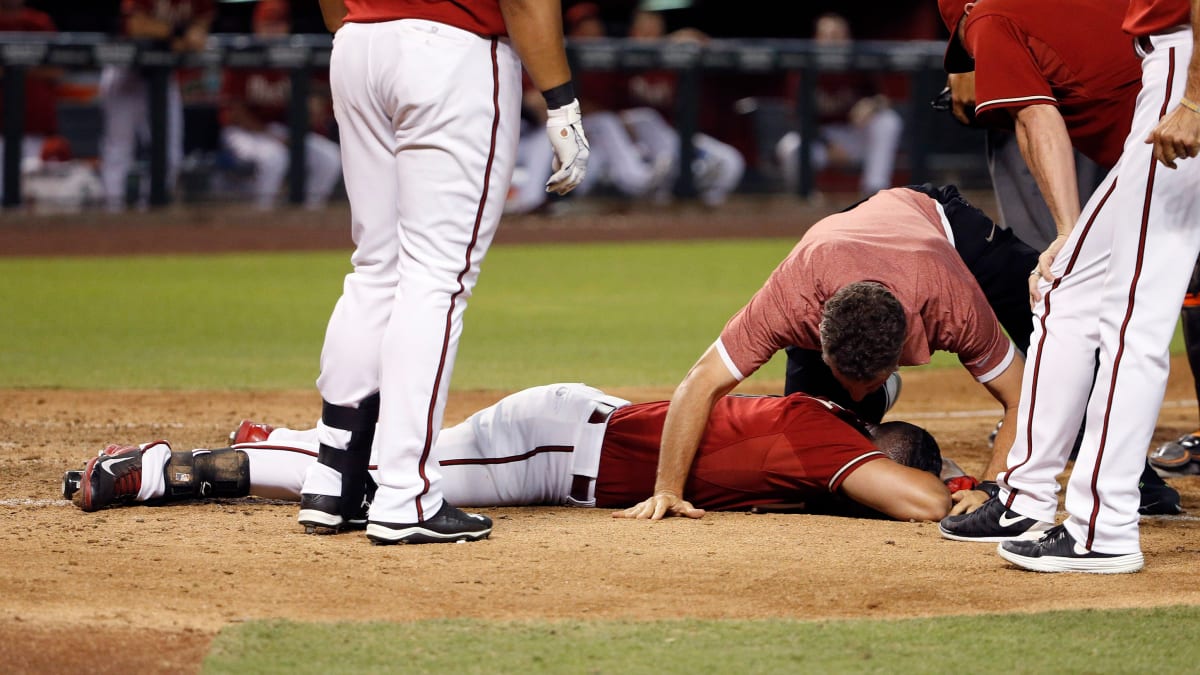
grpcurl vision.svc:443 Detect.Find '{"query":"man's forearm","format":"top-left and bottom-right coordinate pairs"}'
top-left (982, 405), bottom-right (1019, 480)
top-left (1014, 104), bottom-right (1081, 239)
top-left (653, 381), bottom-right (716, 497)
top-left (979, 356), bottom-right (1025, 480)
top-left (499, 0), bottom-right (571, 94)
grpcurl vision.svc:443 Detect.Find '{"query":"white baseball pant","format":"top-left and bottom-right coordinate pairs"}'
top-left (125, 384), bottom-right (630, 507)
top-left (1001, 27), bottom-right (1200, 554)
top-left (313, 19), bottom-right (522, 523)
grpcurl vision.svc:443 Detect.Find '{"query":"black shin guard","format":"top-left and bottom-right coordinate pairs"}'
top-left (163, 449), bottom-right (250, 501)
top-left (317, 393), bottom-right (380, 521)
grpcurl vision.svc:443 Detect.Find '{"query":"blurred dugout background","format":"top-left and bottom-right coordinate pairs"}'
top-left (0, 0), bottom-right (990, 214)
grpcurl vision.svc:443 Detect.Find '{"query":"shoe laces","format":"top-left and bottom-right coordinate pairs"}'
top-left (101, 443), bottom-right (140, 457)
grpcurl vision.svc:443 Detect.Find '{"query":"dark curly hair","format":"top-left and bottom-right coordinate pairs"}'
top-left (870, 421), bottom-right (943, 476)
top-left (819, 281), bottom-right (906, 382)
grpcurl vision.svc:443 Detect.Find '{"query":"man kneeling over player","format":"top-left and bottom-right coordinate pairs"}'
top-left (64, 383), bottom-right (971, 529)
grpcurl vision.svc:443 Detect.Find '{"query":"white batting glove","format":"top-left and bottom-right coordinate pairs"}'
top-left (545, 99), bottom-right (589, 195)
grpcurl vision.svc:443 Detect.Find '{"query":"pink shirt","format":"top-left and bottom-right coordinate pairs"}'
top-left (965, 0), bottom-right (1140, 168)
top-left (717, 188), bottom-right (1015, 383)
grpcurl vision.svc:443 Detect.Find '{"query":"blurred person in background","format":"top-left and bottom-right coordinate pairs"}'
top-left (562, 2), bottom-right (671, 207)
top-left (98, 0), bottom-right (214, 211)
top-left (620, 6), bottom-right (745, 207)
top-left (218, 0), bottom-right (341, 209)
top-left (0, 0), bottom-right (61, 188)
top-left (775, 12), bottom-right (904, 198)
top-left (506, 2), bottom-right (671, 214)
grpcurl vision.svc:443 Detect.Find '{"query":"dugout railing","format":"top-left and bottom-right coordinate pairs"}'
top-left (0, 33), bottom-right (972, 210)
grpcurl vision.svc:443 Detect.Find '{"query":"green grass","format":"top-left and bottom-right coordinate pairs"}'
top-left (0, 240), bottom-right (796, 390)
top-left (0, 241), bottom-right (1186, 390)
top-left (204, 607), bottom-right (1200, 674)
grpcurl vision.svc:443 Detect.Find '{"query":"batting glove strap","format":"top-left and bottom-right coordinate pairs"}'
top-left (976, 480), bottom-right (1000, 499)
top-left (545, 99), bottom-right (590, 195)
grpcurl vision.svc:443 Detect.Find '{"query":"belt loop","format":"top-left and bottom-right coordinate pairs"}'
top-left (567, 475), bottom-right (595, 507)
top-left (588, 401), bottom-right (617, 424)
top-left (567, 397), bottom-right (626, 507)
top-left (1136, 35), bottom-right (1154, 57)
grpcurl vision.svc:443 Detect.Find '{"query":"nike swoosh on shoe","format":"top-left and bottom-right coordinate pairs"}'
top-left (997, 513), bottom-right (1029, 528)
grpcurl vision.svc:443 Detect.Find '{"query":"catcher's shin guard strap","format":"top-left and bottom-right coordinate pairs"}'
top-left (164, 450), bottom-right (197, 499)
top-left (193, 449), bottom-right (251, 498)
top-left (317, 393), bottom-right (380, 521)
top-left (320, 393), bottom-right (380, 432)
top-left (162, 448), bottom-right (250, 500)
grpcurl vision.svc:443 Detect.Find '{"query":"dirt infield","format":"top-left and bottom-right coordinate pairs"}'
top-left (2, 195), bottom-right (1200, 674)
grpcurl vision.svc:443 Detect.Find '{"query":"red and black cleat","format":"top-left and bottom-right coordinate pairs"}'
top-left (78, 444), bottom-right (146, 512)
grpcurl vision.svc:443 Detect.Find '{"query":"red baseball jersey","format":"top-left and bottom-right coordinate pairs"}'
top-left (1124, 0), bottom-right (1191, 36)
top-left (594, 394), bottom-right (884, 511)
top-left (0, 8), bottom-right (58, 136)
top-left (344, 0), bottom-right (507, 36)
top-left (717, 187), bottom-right (1015, 383)
top-left (964, 0), bottom-right (1140, 168)
top-left (122, 0), bottom-right (214, 30)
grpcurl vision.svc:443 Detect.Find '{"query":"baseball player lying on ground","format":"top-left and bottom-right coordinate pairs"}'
top-left (63, 383), bottom-right (974, 524)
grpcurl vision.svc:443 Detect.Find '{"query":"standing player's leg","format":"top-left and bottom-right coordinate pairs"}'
top-left (997, 169), bottom-right (1118, 524)
top-left (361, 21), bottom-right (523, 544)
top-left (1062, 55), bottom-right (1200, 554)
top-left (299, 21), bottom-right (401, 533)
